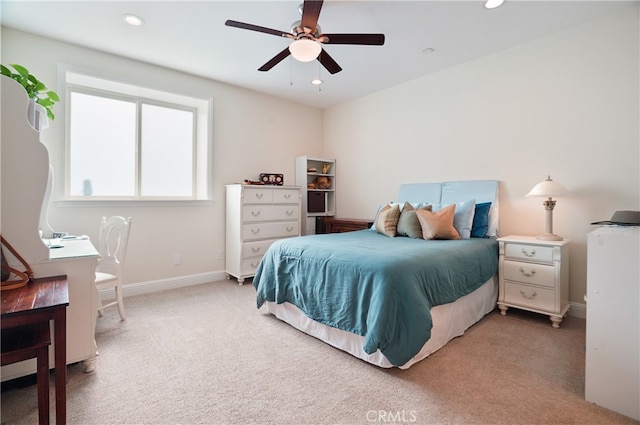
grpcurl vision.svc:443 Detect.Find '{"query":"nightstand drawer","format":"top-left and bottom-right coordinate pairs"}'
top-left (503, 260), bottom-right (555, 288)
top-left (505, 243), bottom-right (553, 263)
top-left (503, 281), bottom-right (555, 311)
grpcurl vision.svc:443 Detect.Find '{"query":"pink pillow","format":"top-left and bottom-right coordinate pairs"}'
top-left (415, 204), bottom-right (461, 240)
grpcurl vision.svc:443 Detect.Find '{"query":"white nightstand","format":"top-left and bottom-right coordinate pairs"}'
top-left (497, 235), bottom-right (570, 328)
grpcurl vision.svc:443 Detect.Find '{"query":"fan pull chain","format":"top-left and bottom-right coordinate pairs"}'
top-left (289, 57), bottom-right (293, 86)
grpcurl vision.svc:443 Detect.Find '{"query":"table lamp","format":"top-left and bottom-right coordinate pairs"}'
top-left (525, 175), bottom-right (568, 241)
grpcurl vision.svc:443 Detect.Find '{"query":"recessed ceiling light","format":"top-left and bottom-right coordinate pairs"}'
top-left (485, 0), bottom-right (505, 9)
top-left (422, 47), bottom-right (435, 54)
top-left (311, 79), bottom-right (323, 85)
top-left (123, 14), bottom-right (145, 26)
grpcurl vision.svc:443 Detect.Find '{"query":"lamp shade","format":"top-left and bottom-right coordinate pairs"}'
top-left (525, 176), bottom-right (568, 198)
top-left (289, 39), bottom-right (322, 62)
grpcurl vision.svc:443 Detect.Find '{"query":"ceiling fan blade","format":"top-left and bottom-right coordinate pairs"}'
top-left (258, 48), bottom-right (291, 72)
top-left (225, 20), bottom-right (289, 38)
top-left (321, 33), bottom-right (385, 45)
top-left (317, 49), bottom-right (342, 74)
top-left (301, 0), bottom-right (324, 32)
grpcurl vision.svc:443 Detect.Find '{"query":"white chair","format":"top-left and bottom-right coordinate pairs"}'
top-left (95, 216), bottom-right (132, 321)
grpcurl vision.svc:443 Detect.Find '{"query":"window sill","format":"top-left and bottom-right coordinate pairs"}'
top-left (55, 199), bottom-right (214, 208)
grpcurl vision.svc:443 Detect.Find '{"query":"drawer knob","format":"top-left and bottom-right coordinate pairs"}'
top-left (286, 210), bottom-right (294, 216)
top-left (255, 193), bottom-right (263, 199)
top-left (284, 194), bottom-right (291, 199)
top-left (286, 226), bottom-right (294, 232)
top-left (251, 261), bottom-right (259, 268)
top-left (251, 210), bottom-right (261, 217)
top-left (519, 267), bottom-right (536, 277)
top-left (251, 228), bottom-right (261, 235)
top-left (521, 248), bottom-right (536, 257)
top-left (520, 289), bottom-right (537, 299)
top-left (251, 247), bottom-right (261, 253)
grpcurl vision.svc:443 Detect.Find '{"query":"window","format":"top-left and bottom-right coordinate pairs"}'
top-left (64, 70), bottom-right (211, 201)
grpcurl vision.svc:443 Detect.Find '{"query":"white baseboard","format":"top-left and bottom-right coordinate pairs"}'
top-left (99, 270), bottom-right (229, 300)
top-left (568, 301), bottom-right (586, 320)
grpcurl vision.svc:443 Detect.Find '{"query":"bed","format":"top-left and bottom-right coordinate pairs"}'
top-left (253, 180), bottom-right (500, 369)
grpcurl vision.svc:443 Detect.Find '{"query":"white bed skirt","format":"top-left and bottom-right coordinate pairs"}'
top-left (264, 275), bottom-right (498, 369)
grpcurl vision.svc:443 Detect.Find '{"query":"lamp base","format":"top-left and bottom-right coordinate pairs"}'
top-left (536, 233), bottom-right (563, 241)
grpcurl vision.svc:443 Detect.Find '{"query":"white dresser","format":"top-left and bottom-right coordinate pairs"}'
top-left (497, 235), bottom-right (570, 328)
top-left (585, 226), bottom-right (639, 421)
top-left (225, 184), bottom-right (301, 284)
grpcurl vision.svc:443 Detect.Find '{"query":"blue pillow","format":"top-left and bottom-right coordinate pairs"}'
top-left (471, 202), bottom-right (492, 238)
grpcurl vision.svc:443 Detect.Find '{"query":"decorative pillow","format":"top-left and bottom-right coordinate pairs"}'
top-left (433, 199), bottom-right (476, 239)
top-left (415, 204), bottom-right (461, 240)
top-left (370, 202), bottom-right (394, 231)
top-left (373, 203), bottom-right (401, 237)
top-left (471, 202), bottom-right (492, 238)
top-left (397, 202), bottom-right (432, 238)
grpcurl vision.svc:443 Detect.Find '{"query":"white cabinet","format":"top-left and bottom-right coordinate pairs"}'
top-left (585, 226), bottom-right (639, 421)
top-left (1, 76), bottom-right (100, 380)
top-left (295, 156), bottom-right (336, 235)
top-left (497, 235), bottom-right (570, 328)
top-left (225, 184), bottom-right (301, 284)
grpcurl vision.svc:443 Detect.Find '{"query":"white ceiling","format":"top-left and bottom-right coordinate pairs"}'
top-left (0, 1), bottom-right (632, 109)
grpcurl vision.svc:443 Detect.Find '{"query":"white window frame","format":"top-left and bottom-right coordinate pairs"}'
top-left (60, 67), bottom-right (213, 205)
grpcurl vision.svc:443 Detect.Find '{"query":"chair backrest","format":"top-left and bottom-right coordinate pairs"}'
top-left (96, 216), bottom-right (133, 277)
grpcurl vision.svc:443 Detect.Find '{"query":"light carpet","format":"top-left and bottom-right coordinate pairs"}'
top-left (1, 280), bottom-right (637, 425)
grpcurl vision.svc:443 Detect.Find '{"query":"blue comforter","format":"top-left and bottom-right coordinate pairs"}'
top-left (253, 230), bottom-right (498, 366)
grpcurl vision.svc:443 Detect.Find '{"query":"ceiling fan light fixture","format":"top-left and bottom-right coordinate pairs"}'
top-left (289, 39), bottom-right (322, 62)
top-left (484, 0), bottom-right (505, 9)
top-left (123, 13), bottom-right (145, 26)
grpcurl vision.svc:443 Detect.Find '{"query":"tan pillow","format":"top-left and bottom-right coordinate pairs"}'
top-left (415, 204), bottom-right (461, 240)
top-left (374, 203), bottom-right (401, 237)
top-left (397, 202), bottom-right (432, 238)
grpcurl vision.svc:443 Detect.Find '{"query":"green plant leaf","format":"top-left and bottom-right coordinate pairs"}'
top-left (11, 64), bottom-right (29, 77)
top-left (48, 91), bottom-right (60, 102)
top-left (2, 63), bottom-right (59, 119)
top-left (37, 98), bottom-right (53, 107)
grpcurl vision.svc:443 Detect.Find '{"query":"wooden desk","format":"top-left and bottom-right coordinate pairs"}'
top-left (1, 275), bottom-right (69, 424)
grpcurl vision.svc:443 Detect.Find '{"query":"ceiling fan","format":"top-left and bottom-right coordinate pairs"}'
top-left (225, 0), bottom-right (385, 74)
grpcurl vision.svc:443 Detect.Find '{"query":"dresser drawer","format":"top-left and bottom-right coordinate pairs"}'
top-left (241, 257), bottom-right (263, 275)
top-left (242, 221), bottom-right (299, 241)
top-left (505, 243), bottom-right (554, 263)
top-left (243, 239), bottom-right (278, 259)
top-left (273, 189), bottom-right (299, 204)
top-left (243, 187), bottom-right (274, 204)
top-left (503, 281), bottom-right (555, 312)
top-left (503, 260), bottom-right (555, 288)
top-left (243, 205), bottom-right (299, 222)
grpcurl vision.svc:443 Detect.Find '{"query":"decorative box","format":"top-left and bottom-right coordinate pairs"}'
top-left (259, 173), bottom-right (284, 186)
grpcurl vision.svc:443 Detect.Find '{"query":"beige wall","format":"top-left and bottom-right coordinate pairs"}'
top-left (322, 5), bottom-right (640, 309)
top-left (1, 27), bottom-right (323, 285)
